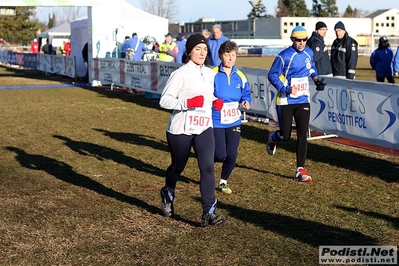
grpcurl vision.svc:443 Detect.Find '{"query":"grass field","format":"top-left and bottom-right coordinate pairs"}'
top-left (0, 58), bottom-right (398, 266)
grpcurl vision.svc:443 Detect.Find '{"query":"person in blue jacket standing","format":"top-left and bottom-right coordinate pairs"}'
top-left (267, 26), bottom-right (326, 182)
top-left (126, 33), bottom-right (148, 61)
top-left (207, 24), bottom-right (229, 67)
top-left (395, 47), bottom-right (399, 78)
top-left (370, 36), bottom-right (395, 83)
top-left (212, 40), bottom-right (251, 194)
top-left (175, 33), bottom-right (186, 64)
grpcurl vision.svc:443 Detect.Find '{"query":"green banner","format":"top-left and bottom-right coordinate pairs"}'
top-left (0, 0), bottom-right (101, 6)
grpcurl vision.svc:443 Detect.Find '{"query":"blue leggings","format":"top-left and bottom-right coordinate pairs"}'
top-left (165, 128), bottom-right (216, 214)
top-left (214, 126), bottom-right (241, 181)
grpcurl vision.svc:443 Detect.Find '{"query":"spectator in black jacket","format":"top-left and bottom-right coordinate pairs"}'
top-left (330, 21), bottom-right (358, 79)
top-left (82, 42), bottom-right (89, 83)
top-left (307, 21), bottom-right (332, 76)
top-left (41, 39), bottom-right (54, 55)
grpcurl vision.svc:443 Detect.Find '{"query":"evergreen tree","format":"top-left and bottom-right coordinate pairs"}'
top-left (343, 5), bottom-right (362, 17)
top-left (311, 0), bottom-right (322, 16)
top-left (0, 7), bottom-right (45, 44)
top-left (312, 0), bottom-right (338, 17)
top-left (48, 13), bottom-right (56, 29)
top-left (247, 0), bottom-right (268, 19)
top-left (276, 0), bottom-right (309, 17)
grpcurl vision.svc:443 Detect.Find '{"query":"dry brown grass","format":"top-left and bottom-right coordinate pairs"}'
top-left (0, 60), bottom-right (398, 266)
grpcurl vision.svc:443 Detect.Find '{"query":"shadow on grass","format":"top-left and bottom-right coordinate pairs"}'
top-left (241, 124), bottom-right (399, 183)
top-left (216, 200), bottom-right (377, 246)
top-left (5, 146), bottom-right (161, 214)
top-left (235, 163), bottom-right (292, 180)
top-left (53, 135), bottom-right (165, 178)
top-left (6, 146), bottom-right (199, 226)
top-left (91, 129), bottom-right (199, 185)
top-left (83, 85), bottom-right (168, 113)
top-left (0, 67), bottom-right (76, 84)
top-left (334, 205), bottom-right (399, 230)
top-left (94, 128), bottom-right (170, 152)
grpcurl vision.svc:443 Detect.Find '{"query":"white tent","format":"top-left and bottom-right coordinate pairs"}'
top-left (38, 21), bottom-right (70, 50)
top-left (116, 0), bottom-right (168, 44)
top-left (88, 0), bottom-right (168, 58)
top-left (38, 21), bottom-right (70, 39)
top-left (70, 16), bottom-right (88, 78)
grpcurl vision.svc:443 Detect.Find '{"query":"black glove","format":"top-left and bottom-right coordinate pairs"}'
top-left (314, 78), bottom-right (326, 91)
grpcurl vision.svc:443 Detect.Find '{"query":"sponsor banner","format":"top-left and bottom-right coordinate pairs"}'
top-left (93, 58), bottom-right (175, 93)
top-left (37, 54), bottom-right (52, 73)
top-left (240, 67), bottom-right (277, 120)
top-left (124, 60), bottom-right (152, 91)
top-left (156, 62), bottom-right (181, 93)
top-left (0, 51), bottom-right (7, 62)
top-left (309, 77), bottom-right (399, 150)
top-left (53, 56), bottom-right (65, 75)
top-left (64, 56), bottom-right (76, 78)
top-left (241, 67), bottom-right (399, 150)
top-left (36, 54), bottom-right (75, 77)
top-left (15, 52), bottom-right (24, 66)
top-left (319, 245), bottom-right (397, 265)
top-left (8, 51), bottom-right (16, 65)
top-left (23, 53), bottom-right (37, 69)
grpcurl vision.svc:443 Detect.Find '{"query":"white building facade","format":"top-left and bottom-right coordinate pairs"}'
top-left (178, 8), bottom-right (399, 55)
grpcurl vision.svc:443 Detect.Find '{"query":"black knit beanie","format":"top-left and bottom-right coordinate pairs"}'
top-left (185, 34), bottom-right (207, 54)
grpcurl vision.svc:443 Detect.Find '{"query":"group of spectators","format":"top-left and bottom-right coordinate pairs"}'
top-left (30, 37), bottom-right (71, 56)
top-left (117, 26), bottom-right (232, 66)
top-left (307, 20), bottom-right (399, 83)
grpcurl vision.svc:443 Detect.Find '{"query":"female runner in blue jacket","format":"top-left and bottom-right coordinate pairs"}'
top-left (212, 41), bottom-right (251, 194)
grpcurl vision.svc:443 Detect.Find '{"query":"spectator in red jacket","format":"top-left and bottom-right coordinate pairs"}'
top-left (64, 38), bottom-right (71, 56)
top-left (30, 38), bottom-right (39, 54)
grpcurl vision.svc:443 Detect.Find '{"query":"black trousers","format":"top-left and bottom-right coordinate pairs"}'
top-left (214, 126), bottom-right (241, 181)
top-left (275, 103), bottom-right (310, 168)
top-left (165, 128), bottom-right (217, 214)
top-left (376, 76), bottom-right (395, 83)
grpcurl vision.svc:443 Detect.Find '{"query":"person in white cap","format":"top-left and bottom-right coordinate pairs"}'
top-left (30, 38), bottom-right (38, 54)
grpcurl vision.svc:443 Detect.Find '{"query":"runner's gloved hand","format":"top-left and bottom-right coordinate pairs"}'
top-left (314, 78), bottom-right (326, 91)
top-left (213, 99), bottom-right (224, 111)
top-left (187, 95), bottom-right (204, 108)
top-left (314, 78), bottom-right (327, 91)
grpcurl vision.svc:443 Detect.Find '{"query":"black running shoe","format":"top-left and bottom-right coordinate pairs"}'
top-left (160, 186), bottom-right (174, 217)
top-left (200, 212), bottom-right (225, 227)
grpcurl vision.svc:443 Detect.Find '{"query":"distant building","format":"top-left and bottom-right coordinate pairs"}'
top-left (172, 8), bottom-right (399, 55)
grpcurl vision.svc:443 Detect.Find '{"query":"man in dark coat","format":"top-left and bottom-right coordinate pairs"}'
top-left (330, 21), bottom-right (358, 79)
top-left (307, 21), bottom-right (332, 76)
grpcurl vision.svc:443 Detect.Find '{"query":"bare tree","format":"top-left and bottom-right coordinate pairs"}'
top-left (34, 7), bottom-right (87, 25)
top-left (139, 0), bottom-right (180, 21)
top-left (53, 7), bottom-right (87, 24)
